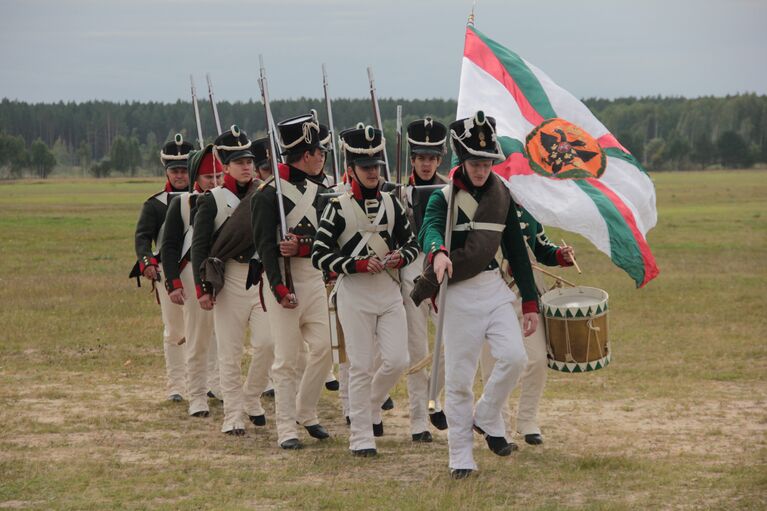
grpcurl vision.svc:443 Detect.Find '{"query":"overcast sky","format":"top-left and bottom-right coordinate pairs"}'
top-left (1, 0), bottom-right (765, 103)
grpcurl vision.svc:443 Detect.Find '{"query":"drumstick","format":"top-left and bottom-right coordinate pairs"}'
top-left (561, 238), bottom-right (582, 274)
top-left (531, 264), bottom-right (576, 287)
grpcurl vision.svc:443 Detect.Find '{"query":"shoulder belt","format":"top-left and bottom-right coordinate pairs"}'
top-left (270, 178), bottom-right (319, 230)
top-left (211, 187), bottom-right (240, 232)
top-left (179, 192), bottom-right (193, 261)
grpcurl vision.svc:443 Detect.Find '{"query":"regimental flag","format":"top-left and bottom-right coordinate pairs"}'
top-left (457, 24), bottom-right (659, 287)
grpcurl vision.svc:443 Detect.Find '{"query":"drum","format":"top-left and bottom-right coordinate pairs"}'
top-left (540, 286), bottom-right (610, 373)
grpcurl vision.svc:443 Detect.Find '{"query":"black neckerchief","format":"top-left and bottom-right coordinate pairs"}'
top-left (414, 173), bottom-right (437, 186)
top-left (287, 165), bottom-right (308, 184)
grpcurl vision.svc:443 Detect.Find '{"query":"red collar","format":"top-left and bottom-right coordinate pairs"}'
top-left (222, 173), bottom-right (251, 196)
top-left (451, 166), bottom-right (470, 192)
top-left (193, 182), bottom-right (203, 193)
top-left (164, 181), bottom-right (174, 192)
top-left (277, 163), bottom-right (290, 181)
top-left (350, 178), bottom-right (381, 201)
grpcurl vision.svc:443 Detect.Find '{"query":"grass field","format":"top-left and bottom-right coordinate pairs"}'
top-left (0, 171), bottom-right (765, 510)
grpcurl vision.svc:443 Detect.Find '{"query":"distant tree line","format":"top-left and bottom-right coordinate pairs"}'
top-left (0, 94), bottom-right (764, 178)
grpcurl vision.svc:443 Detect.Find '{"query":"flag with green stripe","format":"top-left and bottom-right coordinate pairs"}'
top-left (457, 24), bottom-right (659, 287)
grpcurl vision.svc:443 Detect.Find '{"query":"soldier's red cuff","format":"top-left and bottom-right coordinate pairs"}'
top-left (196, 283), bottom-right (212, 298)
top-left (139, 256), bottom-right (159, 273)
top-left (297, 243), bottom-right (311, 257)
top-left (395, 256), bottom-right (406, 269)
top-left (427, 246), bottom-right (447, 265)
top-left (355, 259), bottom-right (370, 273)
top-left (165, 279), bottom-right (183, 293)
top-left (275, 284), bottom-right (291, 300)
top-left (522, 300), bottom-right (539, 314)
top-left (556, 248), bottom-right (573, 267)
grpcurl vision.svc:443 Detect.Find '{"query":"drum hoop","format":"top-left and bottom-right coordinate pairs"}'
top-left (544, 309), bottom-right (609, 320)
top-left (547, 351), bottom-right (611, 373)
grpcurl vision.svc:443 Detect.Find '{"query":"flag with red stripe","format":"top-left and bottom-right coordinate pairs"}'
top-left (457, 24), bottom-right (659, 287)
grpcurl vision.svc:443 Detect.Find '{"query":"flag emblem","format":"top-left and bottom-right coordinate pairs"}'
top-left (525, 118), bottom-right (606, 179)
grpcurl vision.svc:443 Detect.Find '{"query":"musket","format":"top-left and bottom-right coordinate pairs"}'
top-left (428, 178), bottom-right (456, 413)
top-left (190, 75), bottom-right (205, 149)
top-left (206, 73), bottom-right (223, 136)
top-left (322, 64), bottom-right (341, 186)
top-left (258, 55), bottom-right (295, 301)
top-left (366, 66), bottom-right (392, 182)
top-left (395, 104), bottom-right (403, 184)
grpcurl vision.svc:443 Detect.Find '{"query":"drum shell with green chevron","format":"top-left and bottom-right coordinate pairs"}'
top-left (541, 286), bottom-right (610, 373)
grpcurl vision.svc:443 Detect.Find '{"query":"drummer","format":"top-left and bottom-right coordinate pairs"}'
top-left (478, 206), bottom-right (574, 446)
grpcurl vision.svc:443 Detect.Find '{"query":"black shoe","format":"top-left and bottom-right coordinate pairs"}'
top-left (345, 416), bottom-right (351, 426)
top-left (225, 428), bottom-right (246, 436)
top-left (412, 431), bottom-right (433, 443)
top-left (168, 394), bottom-right (183, 402)
top-left (280, 438), bottom-right (303, 450)
top-left (381, 397), bottom-right (394, 410)
top-left (473, 424), bottom-right (517, 456)
top-left (524, 433), bottom-right (543, 445)
top-left (261, 388), bottom-right (275, 398)
top-left (249, 414), bottom-right (266, 427)
top-left (429, 410), bottom-right (448, 430)
top-left (191, 410), bottom-right (209, 418)
top-left (373, 422), bottom-right (384, 437)
top-left (450, 468), bottom-right (474, 480)
top-left (324, 379), bottom-right (340, 391)
top-left (351, 448), bottom-right (377, 457)
top-left (305, 424), bottom-right (330, 440)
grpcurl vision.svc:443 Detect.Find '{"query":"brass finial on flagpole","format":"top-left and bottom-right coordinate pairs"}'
top-left (468, 0), bottom-right (476, 26)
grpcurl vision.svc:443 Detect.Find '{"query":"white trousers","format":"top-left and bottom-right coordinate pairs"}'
top-left (157, 277), bottom-right (187, 398)
top-left (265, 258), bottom-right (332, 445)
top-left (337, 272), bottom-right (409, 451)
top-left (479, 299), bottom-right (548, 436)
top-left (443, 270), bottom-right (528, 471)
top-left (179, 264), bottom-right (221, 415)
top-left (400, 253), bottom-right (445, 434)
top-left (213, 261), bottom-right (274, 432)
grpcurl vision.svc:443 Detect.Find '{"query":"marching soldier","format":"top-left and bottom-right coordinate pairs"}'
top-left (311, 125), bottom-right (419, 457)
top-left (160, 144), bottom-right (223, 417)
top-left (191, 126), bottom-right (273, 435)
top-left (399, 118), bottom-right (449, 442)
top-left (251, 113), bottom-right (332, 450)
top-left (414, 111), bottom-right (539, 479)
top-left (130, 134), bottom-right (193, 402)
top-left (479, 210), bottom-right (575, 445)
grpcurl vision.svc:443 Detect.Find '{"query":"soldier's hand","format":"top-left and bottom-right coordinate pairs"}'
top-left (143, 265), bottom-right (158, 281)
top-left (366, 257), bottom-right (384, 274)
top-left (384, 251), bottom-right (401, 269)
top-left (280, 293), bottom-right (298, 309)
top-left (522, 312), bottom-right (538, 337)
top-left (433, 252), bottom-right (453, 283)
top-left (279, 233), bottom-right (300, 257)
top-left (169, 288), bottom-right (185, 306)
top-left (199, 293), bottom-right (215, 311)
top-left (559, 245), bottom-right (575, 265)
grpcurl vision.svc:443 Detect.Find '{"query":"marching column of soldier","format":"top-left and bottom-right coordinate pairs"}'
top-left (132, 109), bottom-right (576, 478)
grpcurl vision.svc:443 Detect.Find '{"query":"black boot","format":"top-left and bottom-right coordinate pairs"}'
top-left (191, 410), bottom-right (209, 418)
top-left (249, 414), bottom-right (266, 427)
top-left (225, 428), bottom-right (246, 436)
top-left (450, 468), bottom-right (473, 480)
top-left (373, 422), bottom-right (384, 437)
top-left (325, 379), bottom-right (340, 391)
top-left (280, 438), bottom-right (303, 450)
top-left (524, 433), bottom-right (543, 445)
top-left (429, 410), bottom-right (448, 430)
top-left (412, 431), bottom-right (433, 443)
top-left (305, 424), bottom-right (330, 440)
top-left (381, 397), bottom-right (394, 410)
top-left (351, 448), bottom-right (377, 457)
top-left (473, 424), bottom-right (517, 456)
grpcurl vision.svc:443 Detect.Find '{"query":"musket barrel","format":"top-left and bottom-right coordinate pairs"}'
top-left (395, 105), bottom-right (403, 184)
top-left (206, 73), bottom-right (223, 136)
top-left (322, 63), bottom-right (341, 185)
top-left (427, 179), bottom-right (455, 413)
top-left (367, 66), bottom-right (392, 182)
top-left (258, 56), bottom-right (289, 240)
top-left (190, 75), bottom-right (205, 149)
